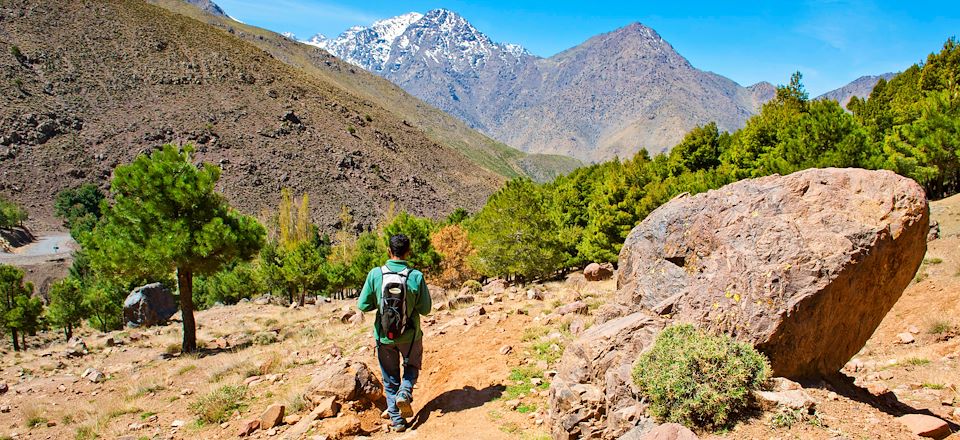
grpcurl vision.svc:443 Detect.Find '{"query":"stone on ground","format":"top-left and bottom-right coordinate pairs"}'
top-left (237, 419), bottom-right (259, 437)
top-left (548, 311), bottom-right (664, 439)
top-left (323, 414), bottom-right (362, 439)
top-left (616, 168), bottom-right (928, 378)
top-left (640, 423), bottom-right (699, 440)
top-left (305, 360), bottom-right (383, 405)
top-left (123, 283), bottom-right (178, 327)
top-left (897, 414), bottom-right (951, 439)
top-left (556, 301), bottom-right (588, 316)
top-left (259, 403), bottom-right (284, 429)
top-left (584, 262), bottom-right (614, 281)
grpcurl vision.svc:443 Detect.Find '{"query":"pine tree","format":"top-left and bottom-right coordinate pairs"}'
top-left (0, 264), bottom-right (40, 351)
top-left (47, 277), bottom-right (89, 340)
top-left (86, 145), bottom-right (265, 352)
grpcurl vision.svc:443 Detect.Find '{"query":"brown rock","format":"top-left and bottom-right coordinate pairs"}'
top-left (548, 311), bottom-right (665, 439)
top-left (639, 423), bottom-right (699, 440)
top-left (306, 360), bottom-right (383, 405)
top-left (339, 309), bottom-right (356, 324)
top-left (499, 345), bottom-right (513, 355)
top-left (556, 300), bottom-right (589, 316)
top-left (283, 415), bottom-right (301, 425)
top-left (465, 305), bottom-right (486, 317)
top-left (616, 168), bottom-right (928, 378)
top-left (753, 389), bottom-right (817, 411)
top-left (0, 382), bottom-right (7, 394)
top-left (482, 279), bottom-right (508, 295)
top-left (584, 262), bottom-right (614, 281)
top-left (569, 318), bottom-right (587, 335)
top-left (897, 414), bottom-right (951, 439)
top-left (447, 295), bottom-right (475, 308)
top-left (237, 419), bottom-right (259, 437)
top-left (347, 312), bottom-right (364, 326)
top-left (324, 415), bottom-right (362, 439)
top-left (313, 395), bottom-right (341, 419)
top-left (897, 332), bottom-right (915, 344)
top-left (260, 404), bottom-right (285, 429)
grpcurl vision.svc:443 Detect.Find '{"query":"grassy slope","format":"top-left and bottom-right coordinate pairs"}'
top-left (149, 0), bottom-right (582, 181)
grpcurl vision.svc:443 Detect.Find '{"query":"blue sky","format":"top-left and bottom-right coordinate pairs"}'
top-left (215, 0), bottom-right (959, 96)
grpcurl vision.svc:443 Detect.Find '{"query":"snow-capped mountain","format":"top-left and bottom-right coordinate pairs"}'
top-left (304, 9), bottom-right (771, 161)
top-left (305, 12), bottom-right (425, 72)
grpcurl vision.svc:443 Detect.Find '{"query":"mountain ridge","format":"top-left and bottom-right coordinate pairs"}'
top-left (307, 10), bottom-right (772, 161)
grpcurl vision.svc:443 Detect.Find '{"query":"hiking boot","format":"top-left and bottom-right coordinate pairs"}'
top-left (396, 391), bottom-right (414, 418)
top-left (390, 420), bottom-right (408, 432)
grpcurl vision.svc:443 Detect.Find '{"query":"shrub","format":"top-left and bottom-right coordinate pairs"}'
top-left (252, 331), bottom-right (278, 346)
top-left (347, 125), bottom-right (356, 134)
top-left (632, 324), bottom-right (769, 430)
top-left (189, 386), bottom-right (246, 424)
top-left (461, 279), bottom-right (482, 293)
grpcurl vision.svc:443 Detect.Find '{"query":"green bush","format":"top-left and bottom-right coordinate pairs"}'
top-left (461, 279), bottom-right (482, 293)
top-left (632, 324), bottom-right (769, 430)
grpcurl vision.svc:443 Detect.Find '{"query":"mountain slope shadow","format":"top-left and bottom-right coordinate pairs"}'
top-left (411, 384), bottom-right (506, 428)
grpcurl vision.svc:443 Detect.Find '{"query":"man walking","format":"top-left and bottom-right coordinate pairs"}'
top-left (358, 234), bottom-right (432, 432)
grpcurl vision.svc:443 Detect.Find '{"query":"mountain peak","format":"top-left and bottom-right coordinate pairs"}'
top-left (183, 0), bottom-right (226, 16)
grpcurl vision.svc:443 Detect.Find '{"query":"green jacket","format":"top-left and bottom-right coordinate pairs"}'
top-left (357, 259), bottom-right (432, 345)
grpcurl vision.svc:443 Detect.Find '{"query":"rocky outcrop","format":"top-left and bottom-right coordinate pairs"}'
top-left (305, 360), bottom-right (383, 406)
top-left (616, 168), bottom-right (928, 378)
top-left (550, 169), bottom-right (928, 439)
top-left (548, 311), bottom-right (665, 439)
top-left (123, 283), bottom-right (178, 328)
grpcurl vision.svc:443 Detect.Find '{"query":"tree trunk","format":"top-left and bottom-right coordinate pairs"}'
top-left (177, 268), bottom-right (197, 353)
top-left (64, 325), bottom-right (72, 341)
top-left (20, 332), bottom-right (26, 350)
top-left (11, 329), bottom-right (19, 352)
top-left (299, 288), bottom-right (305, 307)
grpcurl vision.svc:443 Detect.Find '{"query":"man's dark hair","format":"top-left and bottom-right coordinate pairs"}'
top-left (389, 234), bottom-right (411, 258)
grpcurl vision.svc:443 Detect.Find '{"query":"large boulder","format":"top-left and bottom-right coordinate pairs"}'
top-left (584, 263), bottom-right (614, 281)
top-left (123, 283), bottom-right (178, 328)
top-left (616, 168), bottom-right (928, 378)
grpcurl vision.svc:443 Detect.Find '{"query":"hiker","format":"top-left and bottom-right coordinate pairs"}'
top-left (357, 234), bottom-right (432, 432)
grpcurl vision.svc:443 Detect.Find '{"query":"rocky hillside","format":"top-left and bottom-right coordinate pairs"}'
top-left (153, 1), bottom-right (581, 182)
top-left (308, 10), bottom-right (774, 162)
top-left (817, 73), bottom-right (897, 109)
top-left (0, 0), bottom-right (516, 231)
top-left (183, 0), bottom-right (224, 16)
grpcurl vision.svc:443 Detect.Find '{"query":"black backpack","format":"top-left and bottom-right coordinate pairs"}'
top-left (379, 266), bottom-right (412, 340)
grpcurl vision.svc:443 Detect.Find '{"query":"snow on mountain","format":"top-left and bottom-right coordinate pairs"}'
top-left (303, 9), bottom-right (530, 73)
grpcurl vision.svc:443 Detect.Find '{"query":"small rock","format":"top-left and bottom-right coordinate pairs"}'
top-left (499, 345), bottom-right (512, 355)
top-left (325, 415), bottom-right (361, 439)
top-left (526, 289), bottom-right (544, 301)
top-left (753, 389), bottom-right (817, 411)
top-left (584, 262), bottom-right (614, 282)
top-left (0, 404), bottom-right (10, 413)
top-left (180, 388), bottom-right (194, 396)
top-left (531, 378), bottom-right (543, 386)
top-left (557, 301), bottom-right (589, 316)
top-left (104, 337), bottom-right (117, 347)
top-left (313, 395), bottom-right (340, 419)
top-left (879, 371), bottom-right (894, 380)
top-left (638, 423), bottom-right (699, 440)
top-left (266, 427), bottom-right (278, 436)
top-left (909, 325), bottom-right (920, 334)
top-left (237, 419), bottom-right (259, 437)
top-left (82, 368), bottom-right (105, 383)
top-left (505, 400), bottom-right (520, 410)
top-left (171, 420), bottom-right (186, 428)
top-left (897, 414), bottom-right (950, 439)
top-left (867, 383), bottom-right (889, 396)
top-left (283, 415), bottom-right (301, 425)
top-left (259, 404), bottom-right (285, 429)
top-left (897, 332), bottom-right (915, 344)
top-left (243, 375), bottom-right (262, 386)
top-left (466, 305), bottom-right (486, 317)
top-left (0, 382), bottom-right (8, 394)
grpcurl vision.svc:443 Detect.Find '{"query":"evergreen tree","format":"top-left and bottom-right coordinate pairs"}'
top-left (467, 178), bottom-right (565, 281)
top-left (47, 277), bottom-right (89, 340)
top-left (382, 211), bottom-right (440, 273)
top-left (54, 184), bottom-right (105, 236)
top-left (0, 264), bottom-right (40, 351)
top-left (0, 198), bottom-right (27, 229)
top-left (86, 145), bottom-right (265, 352)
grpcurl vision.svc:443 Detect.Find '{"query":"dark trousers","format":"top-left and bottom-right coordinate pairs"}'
top-left (377, 338), bottom-right (423, 424)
